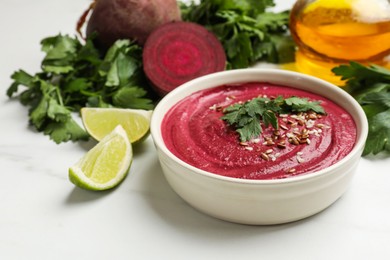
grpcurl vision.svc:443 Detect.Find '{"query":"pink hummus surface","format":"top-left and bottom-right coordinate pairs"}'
top-left (161, 82), bottom-right (357, 180)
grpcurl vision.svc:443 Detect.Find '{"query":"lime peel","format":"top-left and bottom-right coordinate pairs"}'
top-left (81, 107), bottom-right (152, 144)
top-left (69, 125), bottom-right (132, 191)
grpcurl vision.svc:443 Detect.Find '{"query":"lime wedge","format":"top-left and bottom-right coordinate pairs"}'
top-left (69, 125), bottom-right (132, 191)
top-left (81, 107), bottom-right (152, 143)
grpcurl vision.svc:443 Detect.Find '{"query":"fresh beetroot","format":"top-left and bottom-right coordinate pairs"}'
top-left (85, 0), bottom-right (181, 49)
top-left (142, 22), bottom-right (227, 96)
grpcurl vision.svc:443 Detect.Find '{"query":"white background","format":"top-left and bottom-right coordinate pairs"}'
top-left (1, 0), bottom-right (390, 259)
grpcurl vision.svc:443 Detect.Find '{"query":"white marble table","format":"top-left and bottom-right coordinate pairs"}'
top-left (1, 0), bottom-right (390, 259)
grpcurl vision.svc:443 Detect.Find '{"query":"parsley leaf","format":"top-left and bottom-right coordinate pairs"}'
top-left (221, 95), bottom-right (325, 142)
top-left (180, 0), bottom-right (295, 69)
top-left (332, 61), bottom-right (390, 95)
top-left (284, 97), bottom-right (325, 114)
top-left (332, 62), bottom-right (390, 155)
top-left (44, 118), bottom-right (90, 144)
top-left (113, 86), bottom-right (154, 109)
top-left (363, 110), bottom-right (390, 155)
top-left (7, 34), bottom-right (155, 144)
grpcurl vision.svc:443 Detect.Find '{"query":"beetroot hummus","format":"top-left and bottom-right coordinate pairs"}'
top-left (161, 82), bottom-right (357, 180)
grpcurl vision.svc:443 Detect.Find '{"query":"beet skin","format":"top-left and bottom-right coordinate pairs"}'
top-left (86, 0), bottom-right (182, 49)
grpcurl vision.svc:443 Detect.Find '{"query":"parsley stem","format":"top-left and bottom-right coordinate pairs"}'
top-left (55, 86), bottom-right (64, 106)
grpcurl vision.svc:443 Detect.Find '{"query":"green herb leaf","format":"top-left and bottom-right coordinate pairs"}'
top-left (262, 110), bottom-right (278, 128)
top-left (332, 61), bottom-right (390, 155)
top-left (41, 35), bottom-right (79, 74)
top-left (284, 97), bottom-right (325, 114)
top-left (30, 96), bottom-right (50, 130)
top-left (7, 70), bottom-right (35, 98)
top-left (221, 103), bottom-right (247, 126)
top-left (113, 86), bottom-right (154, 110)
top-left (181, 0), bottom-right (295, 69)
top-left (43, 118), bottom-right (89, 144)
top-left (364, 109), bottom-right (390, 155)
top-left (237, 117), bottom-right (261, 141)
top-left (6, 34), bottom-right (156, 144)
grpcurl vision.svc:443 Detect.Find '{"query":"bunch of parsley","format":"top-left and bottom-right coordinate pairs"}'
top-left (180, 0), bottom-right (295, 69)
top-left (332, 62), bottom-right (390, 156)
top-left (7, 34), bottom-right (155, 144)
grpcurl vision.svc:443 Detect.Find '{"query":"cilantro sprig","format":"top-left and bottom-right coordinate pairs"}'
top-left (7, 34), bottom-right (155, 144)
top-left (221, 96), bottom-right (325, 142)
top-left (332, 61), bottom-right (390, 155)
top-left (180, 0), bottom-right (295, 69)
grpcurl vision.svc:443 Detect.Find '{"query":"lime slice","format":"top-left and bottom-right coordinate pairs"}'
top-left (69, 125), bottom-right (132, 191)
top-left (81, 107), bottom-right (153, 143)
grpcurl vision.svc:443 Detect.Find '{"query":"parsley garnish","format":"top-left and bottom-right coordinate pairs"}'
top-left (180, 0), bottom-right (295, 69)
top-left (332, 61), bottom-right (390, 155)
top-left (221, 96), bottom-right (325, 142)
top-left (7, 34), bottom-right (155, 144)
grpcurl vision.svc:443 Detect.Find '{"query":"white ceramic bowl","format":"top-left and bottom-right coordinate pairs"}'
top-left (150, 69), bottom-right (368, 225)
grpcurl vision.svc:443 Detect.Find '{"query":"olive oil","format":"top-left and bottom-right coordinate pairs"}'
top-left (289, 0), bottom-right (390, 84)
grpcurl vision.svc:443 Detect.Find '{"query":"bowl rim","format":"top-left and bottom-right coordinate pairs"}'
top-left (150, 68), bottom-right (368, 185)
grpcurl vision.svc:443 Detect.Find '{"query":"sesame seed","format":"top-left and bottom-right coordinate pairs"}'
top-left (288, 136), bottom-right (300, 145)
top-left (299, 138), bottom-right (308, 144)
top-left (280, 124), bottom-right (288, 130)
top-left (209, 104), bottom-right (217, 110)
top-left (277, 141), bottom-right (286, 149)
top-left (287, 168), bottom-right (296, 173)
top-left (260, 153), bottom-right (270, 161)
top-left (286, 133), bottom-right (294, 138)
top-left (296, 154), bottom-right (305, 163)
top-left (269, 154), bottom-right (277, 161)
top-left (293, 130), bottom-right (301, 135)
top-left (252, 138), bottom-right (261, 143)
top-left (306, 120), bottom-right (315, 128)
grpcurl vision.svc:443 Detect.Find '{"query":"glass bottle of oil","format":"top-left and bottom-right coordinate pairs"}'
top-left (289, 0), bottom-right (390, 85)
